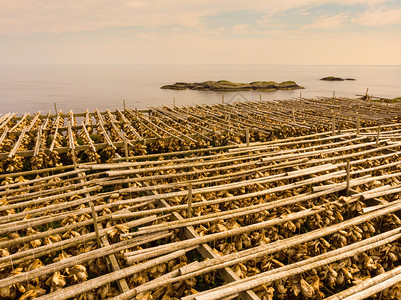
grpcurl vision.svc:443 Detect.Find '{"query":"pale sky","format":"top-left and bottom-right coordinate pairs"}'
top-left (1, 0), bottom-right (400, 65)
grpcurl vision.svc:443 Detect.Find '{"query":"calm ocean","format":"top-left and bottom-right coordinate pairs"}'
top-left (0, 64), bottom-right (400, 115)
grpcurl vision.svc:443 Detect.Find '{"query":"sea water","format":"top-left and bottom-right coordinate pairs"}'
top-left (0, 64), bottom-right (400, 115)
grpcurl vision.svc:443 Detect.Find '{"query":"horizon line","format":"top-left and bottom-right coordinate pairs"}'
top-left (1, 63), bottom-right (400, 67)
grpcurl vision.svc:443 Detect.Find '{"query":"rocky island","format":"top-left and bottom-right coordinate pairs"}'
top-left (320, 76), bottom-right (356, 81)
top-left (161, 80), bottom-right (304, 91)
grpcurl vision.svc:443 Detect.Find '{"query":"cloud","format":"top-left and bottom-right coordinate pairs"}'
top-left (2, 27), bottom-right (400, 65)
top-left (217, 24), bottom-right (251, 35)
top-left (0, 0), bottom-right (393, 35)
top-left (255, 0), bottom-right (388, 24)
top-left (353, 9), bottom-right (401, 26)
top-left (300, 10), bottom-right (311, 16)
top-left (0, 1), bottom-right (205, 34)
top-left (301, 12), bottom-right (349, 30)
top-left (0, 0), bottom-right (399, 65)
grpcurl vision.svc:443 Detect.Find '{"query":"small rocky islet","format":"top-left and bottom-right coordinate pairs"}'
top-left (161, 80), bottom-right (304, 91)
top-left (320, 76), bottom-right (356, 81)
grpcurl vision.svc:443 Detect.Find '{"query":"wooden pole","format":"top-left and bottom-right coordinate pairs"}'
top-left (346, 160), bottom-right (350, 196)
top-left (332, 117), bottom-right (335, 136)
top-left (54, 102), bottom-right (58, 115)
top-left (376, 126), bottom-right (381, 147)
top-left (356, 117), bottom-right (360, 135)
top-left (222, 95), bottom-right (224, 104)
top-left (37, 248), bottom-right (194, 300)
top-left (193, 230), bottom-right (401, 300)
top-left (90, 202), bottom-right (102, 248)
top-left (259, 94), bottom-right (261, 103)
top-left (333, 90), bottom-right (335, 99)
top-left (0, 230), bottom-right (170, 291)
top-left (300, 92), bottom-right (302, 100)
top-left (124, 139), bottom-right (129, 162)
top-left (123, 99), bottom-right (126, 111)
top-left (326, 268), bottom-right (401, 300)
top-left (292, 109), bottom-right (295, 123)
top-left (138, 211), bottom-right (401, 300)
top-left (187, 183), bottom-right (193, 218)
top-left (72, 150), bottom-right (77, 170)
top-left (245, 127), bottom-right (250, 147)
top-left (80, 173), bottom-right (130, 294)
top-left (173, 97), bottom-right (176, 108)
top-left (366, 88), bottom-right (371, 103)
top-left (227, 114), bottom-right (231, 137)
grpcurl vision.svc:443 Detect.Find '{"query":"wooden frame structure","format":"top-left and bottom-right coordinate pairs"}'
top-left (1, 121), bottom-right (401, 299)
top-left (1, 97), bottom-right (401, 299)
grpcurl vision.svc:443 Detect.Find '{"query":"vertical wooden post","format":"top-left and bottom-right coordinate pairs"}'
top-left (187, 183), bottom-right (193, 218)
top-left (376, 125), bottom-right (381, 147)
top-left (123, 99), bottom-right (126, 111)
top-left (246, 127), bottom-right (250, 147)
top-left (356, 117), bottom-right (360, 135)
top-left (346, 160), bottom-right (350, 196)
top-left (366, 88), bottom-right (371, 103)
top-left (333, 90), bottom-right (335, 99)
top-left (135, 108), bottom-right (138, 121)
top-left (90, 202), bottom-right (101, 248)
top-left (124, 139), bottom-right (129, 162)
top-left (173, 97), bottom-right (176, 108)
top-left (222, 95), bottom-right (224, 105)
top-left (259, 94), bottom-right (262, 103)
top-left (292, 109), bottom-right (295, 123)
top-left (227, 114), bottom-right (231, 137)
top-left (300, 92), bottom-right (302, 100)
top-left (54, 102), bottom-right (58, 115)
top-left (72, 150), bottom-right (77, 170)
top-left (332, 117), bottom-right (335, 136)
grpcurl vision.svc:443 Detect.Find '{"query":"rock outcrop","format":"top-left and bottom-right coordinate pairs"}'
top-left (161, 80), bottom-right (304, 91)
top-left (320, 77), bottom-right (356, 81)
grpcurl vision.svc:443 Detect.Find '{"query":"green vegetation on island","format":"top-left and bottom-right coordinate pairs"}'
top-left (161, 80), bottom-right (304, 91)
